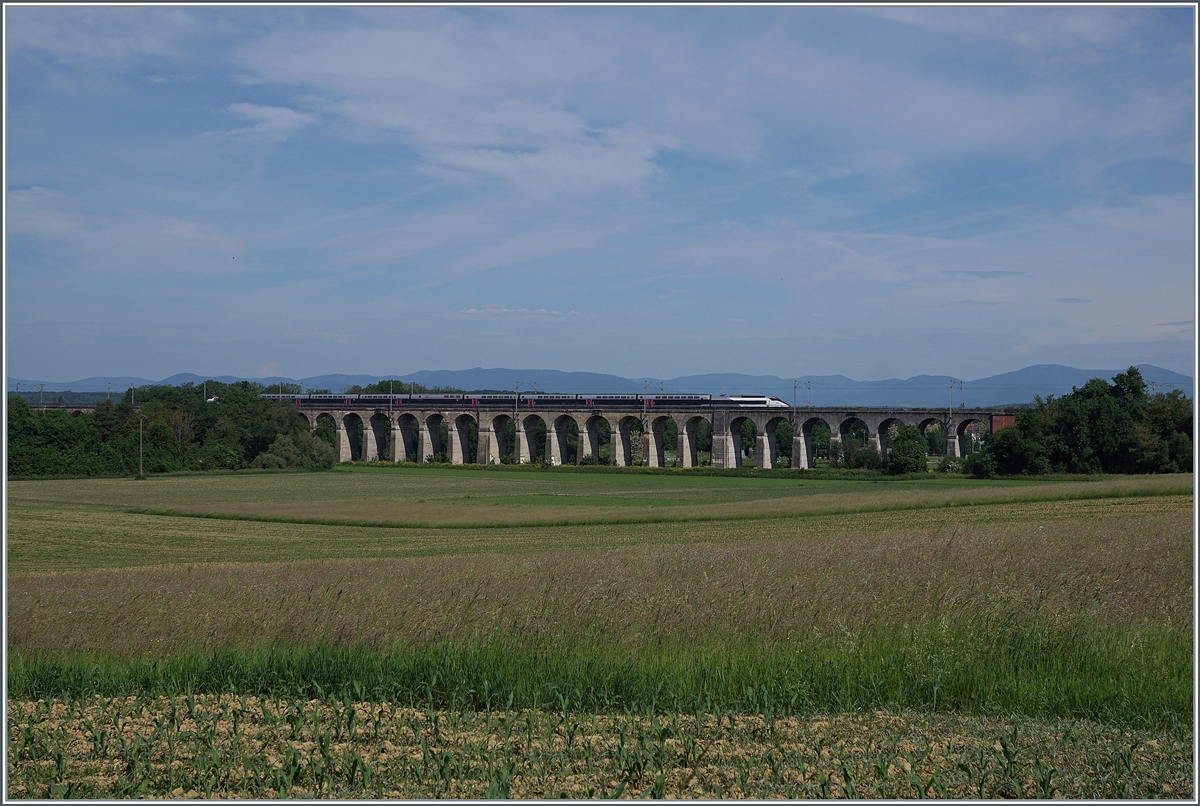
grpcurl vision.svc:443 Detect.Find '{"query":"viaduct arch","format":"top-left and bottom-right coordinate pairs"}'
top-left (295, 402), bottom-right (1012, 468)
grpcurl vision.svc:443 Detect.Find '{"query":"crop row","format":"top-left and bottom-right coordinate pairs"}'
top-left (7, 695), bottom-right (1191, 799)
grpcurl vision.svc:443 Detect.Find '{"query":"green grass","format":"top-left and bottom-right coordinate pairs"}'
top-left (123, 474), bottom-right (1187, 530)
top-left (7, 470), bottom-right (1189, 572)
top-left (9, 617), bottom-right (1191, 726)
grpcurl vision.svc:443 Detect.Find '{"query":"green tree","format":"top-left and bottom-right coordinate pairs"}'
top-left (923, 422), bottom-right (947, 455)
top-left (967, 366), bottom-right (1189, 476)
top-left (775, 420), bottom-right (793, 462)
top-left (963, 448), bottom-right (998, 478)
top-left (836, 436), bottom-right (880, 469)
top-left (9, 381), bottom-right (325, 477)
top-left (1144, 389), bottom-right (1193, 441)
top-left (695, 419), bottom-right (712, 454)
top-left (886, 425), bottom-right (927, 475)
top-left (739, 419), bottom-right (757, 462)
top-left (1110, 367), bottom-right (1148, 413)
top-left (597, 418), bottom-right (612, 464)
top-left (1042, 376), bottom-right (1142, 473)
top-left (976, 420), bottom-right (1047, 476)
top-left (250, 433), bottom-right (336, 469)
top-left (197, 418), bottom-right (245, 470)
top-left (662, 419), bottom-right (678, 453)
top-left (314, 417), bottom-right (337, 449)
top-left (1167, 431), bottom-right (1193, 470)
top-left (811, 421), bottom-right (831, 460)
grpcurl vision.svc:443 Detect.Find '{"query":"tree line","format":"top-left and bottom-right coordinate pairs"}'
top-left (963, 367), bottom-right (1191, 477)
top-left (8, 381), bottom-right (326, 477)
top-left (5, 380), bottom-right (496, 477)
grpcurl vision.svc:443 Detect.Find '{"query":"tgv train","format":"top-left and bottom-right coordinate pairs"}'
top-left (259, 393), bottom-right (790, 409)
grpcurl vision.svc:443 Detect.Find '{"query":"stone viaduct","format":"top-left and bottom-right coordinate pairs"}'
top-left (291, 401), bottom-right (1014, 469)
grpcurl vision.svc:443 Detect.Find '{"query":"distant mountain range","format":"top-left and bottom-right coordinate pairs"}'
top-left (8, 364), bottom-right (1192, 408)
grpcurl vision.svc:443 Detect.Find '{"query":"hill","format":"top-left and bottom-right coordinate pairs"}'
top-left (9, 364), bottom-right (1191, 408)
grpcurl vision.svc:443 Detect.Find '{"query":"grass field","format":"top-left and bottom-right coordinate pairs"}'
top-left (6, 465), bottom-right (1194, 798)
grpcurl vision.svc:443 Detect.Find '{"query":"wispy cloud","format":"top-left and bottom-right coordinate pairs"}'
top-left (206, 103), bottom-right (314, 141)
top-left (1055, 297), bottom-right (1091, 304)
top-left (460, 304), bottom-right (582, 320)
top-left (943, 270), bottom-right (1026, 279)
top-left (938, 299), bottom-right (1003, 308)
top-left (240, 22), bottom-right (678, 196)
top-left (7, 186), bottom-right (241, 261)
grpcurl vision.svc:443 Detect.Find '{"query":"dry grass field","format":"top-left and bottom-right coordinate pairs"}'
top-left (8, 496), bottom-right (1190, 657)
top-left (6, 466), bottom-right (1194, 798)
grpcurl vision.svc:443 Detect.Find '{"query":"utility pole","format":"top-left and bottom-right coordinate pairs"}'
top-left (39, 383), bottom-right (44, 407)
top-left (107, 382), bottom-right (112, 402)
top-left (642, 380), bottom-right (649, 467)
top-left (959, 380), bottom-right (964, 410)
top-left (792, 379), bottom-right (797, 426)
top-left (138, 414), bottom-right (146, 479)
top-left (658, 382), bottom-right (665, 466)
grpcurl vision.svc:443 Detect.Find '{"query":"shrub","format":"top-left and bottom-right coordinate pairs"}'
top-left (964, 450), bottom-right (998, 479)
top-left (840, 438), bottom-right (881, 470)
top-left (250, 434), bottom-right (335, 469)
top-left (936, 454), bottom-right (963, 473)
top-left (1167, 430), bottom-right (1192, 471)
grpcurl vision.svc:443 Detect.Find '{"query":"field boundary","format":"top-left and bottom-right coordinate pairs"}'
top-left (10, 460), bottom-right (1168, 482)
top-left (124, 483), bottom-right (1191, 531)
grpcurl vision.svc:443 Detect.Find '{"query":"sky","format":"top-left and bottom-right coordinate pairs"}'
top-left (5, 6), bottom-right (1196, 383)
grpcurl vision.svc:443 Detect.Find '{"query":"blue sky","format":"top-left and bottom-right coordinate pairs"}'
top-left (5, 6), bottom-right (1195, 383)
